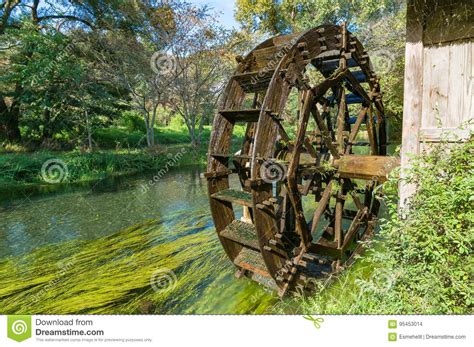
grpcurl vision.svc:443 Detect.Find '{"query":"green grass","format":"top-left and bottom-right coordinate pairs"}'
top-left (93, 126), bottom-right (199, 148)
top-left (92, 124), bottom-right (246, 149)
top-left (0, 150), bottom-right (168, 191)
top-left (0, 124), bottom-right (247, 190)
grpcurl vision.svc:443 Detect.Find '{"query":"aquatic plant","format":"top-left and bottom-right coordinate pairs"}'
top-left (0, 210), bottom-right (277, 314)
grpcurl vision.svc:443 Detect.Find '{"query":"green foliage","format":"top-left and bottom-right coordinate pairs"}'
top-left (93, 125), bottom-right (214, 148)
top-left (92, 128), bottom-right (147, 149)
top-left (235, 0), bottom-right (404, 33)
top-left (0, 150), bottom-right (167, 187)
top-left (1, 19), bottom-right (121, 145)
top-left (2, 0), bottom-right (407, 147)
top-left (169, 116), bottom-right (186, 129)
top-left (273, 139), bottom-right (473, 314)
top-left (0, 212), bottom-right (276, 314)
top-left (379, 139), bottom-right (474, 313)
top-left (1, 0), bottom-right (227, 148)
top-left (117, 111), bottom-right (147, 133)
top-left (91, 124), bottom-right (247, 149)
top-left (235, 0), bottom-right (406, 142)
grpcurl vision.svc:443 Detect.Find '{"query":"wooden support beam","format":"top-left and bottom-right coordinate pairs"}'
top-left (366, 106), bottom-right (379, 155)
top-left (345, 106), bottom-right (369, 154)
top-left (336, 88), bottom-right (346, 153)
top-left (334, 180), bottom-right (345, 249)
top-left (303, 137), bottom-right (317, 158)
top-left (344, 70), bottom-right (371, 105)
top-left (311, 107), bottom-right (340, 159)
top-left (400, 0), bottom-right (424, 208)
top-left (310, 180), bottom-right (332, 234)
top-left (286, 90), bottom-right (314, 248)
top-left (334, 155), bottom-right (400, 182)
top-left (301, 175), bottom-right (315, 196)
top-left (309, 238), bottom-right (341, 258)
top-left (342, 207), bottom-right (368, 250)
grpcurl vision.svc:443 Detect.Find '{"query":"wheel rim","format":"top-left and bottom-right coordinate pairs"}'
top-left (207, 24), bottom-right (391, 296)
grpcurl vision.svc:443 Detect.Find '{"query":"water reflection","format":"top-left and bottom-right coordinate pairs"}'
top-left (0, 167), bottom-right (214, 258)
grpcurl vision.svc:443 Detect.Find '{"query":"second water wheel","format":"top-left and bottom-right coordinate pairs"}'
top-left (206, 24), bottom-right (397, 296)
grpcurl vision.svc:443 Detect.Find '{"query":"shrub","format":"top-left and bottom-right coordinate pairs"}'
top-left (273, 139), bottom-right (473, 314)
top-left (375, 139), bottom-right (474, 313)
top-left (169, 115), bottom-right (185, 129)
top-left (118, 111), bottom-right (147, 133)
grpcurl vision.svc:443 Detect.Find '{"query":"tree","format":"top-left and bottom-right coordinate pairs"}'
top-left (1, 20), bottom-right (120, 146)
top-left (0, 0), bottom-right (98, 142)
top-left (235, 0), bottom-right (406, 141)
top-left (69, 1), bottom-right (224, 148)
top-left (0, 0), bottom-right (179, 145)
top-left (235, 0), bottom-right (404, 33)
top-left (166, 14), bottom-right (232, 149)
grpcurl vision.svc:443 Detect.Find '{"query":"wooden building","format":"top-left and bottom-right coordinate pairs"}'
top-left (400, 0), bottom-right (473, 206)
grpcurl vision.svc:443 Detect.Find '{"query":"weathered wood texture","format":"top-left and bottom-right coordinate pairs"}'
top-left (207, 24), bottom-right (394, 296)
top-left (420, 41), bottom-right (473, 133)
top-left (335, 155), bottom-right (400, 182)
top-left (400, 0), bottom-right (473, 207)
top-left (423, 0), bottom-right (474, 44)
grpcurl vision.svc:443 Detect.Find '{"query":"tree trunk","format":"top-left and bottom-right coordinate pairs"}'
top-left (42, 108), bottom-right (53, 139)
top-left (142, 111), bottom-right (153, 147)
top-left (185, 117), bottom-right (197, 149)
top-left (190, 126), bottom-right (196, 148)
top-left (0, 96), bottom-right (21, 143)
top-left (145, 127), bottom-right (152, 147)
top-left (149, 126), bottom-right (155, 146)
top-left (85, 110), bottom-right (93, 151)
top-left (150, 103), bottom-right (160, 147)
top-left (197, 114), bottom-right (206, 147)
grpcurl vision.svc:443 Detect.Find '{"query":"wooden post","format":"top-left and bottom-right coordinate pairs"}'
top-left (400, 0), bottom-right (425, 210)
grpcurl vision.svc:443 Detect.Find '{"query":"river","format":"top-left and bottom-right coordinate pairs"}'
top-left (0, 166), bottom-right (279, 314)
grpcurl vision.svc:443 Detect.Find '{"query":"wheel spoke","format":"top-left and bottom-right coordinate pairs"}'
top-left (207, 24), bottom-right (390, 296)
top-left (310, 180), bottom-right (333, 234)
top-left (345, 105), bottom-right (369, 154)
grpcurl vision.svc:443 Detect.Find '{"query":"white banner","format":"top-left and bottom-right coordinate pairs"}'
top-left (0, 315), bottom-right (471, 346)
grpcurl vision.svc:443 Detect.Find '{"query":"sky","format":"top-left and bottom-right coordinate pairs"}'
top-left (190, 0), bottom-right (240, 29)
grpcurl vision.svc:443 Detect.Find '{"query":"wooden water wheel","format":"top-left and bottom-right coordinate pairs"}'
top-left (206, 24), bottom-right (397, 296)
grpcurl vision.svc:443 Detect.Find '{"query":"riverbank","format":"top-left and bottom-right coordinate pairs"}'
top-left (0, 141), bottom-right (470, 314)
top-left (0, 145), bottom-right (208, 193)
top-left (0, 124), bottom-right (248, 192)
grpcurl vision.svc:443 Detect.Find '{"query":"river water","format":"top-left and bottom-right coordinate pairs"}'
top-left (0, 167), bottom-right (279, 314)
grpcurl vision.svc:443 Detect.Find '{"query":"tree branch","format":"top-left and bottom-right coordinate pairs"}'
top-left (37, 15), bottom-right (94, 29)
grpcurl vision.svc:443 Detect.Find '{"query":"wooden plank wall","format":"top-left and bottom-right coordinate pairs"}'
top-left (420, 40), bottom-right (473, 144)
top-left (400, 0), bottom-right (473, 208)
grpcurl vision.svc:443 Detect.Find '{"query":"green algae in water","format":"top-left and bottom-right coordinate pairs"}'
top-left (0, 212), bottom-right (278, 314)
